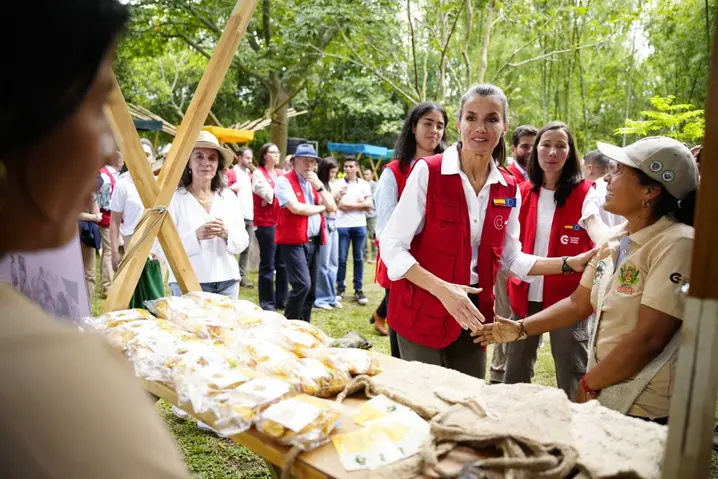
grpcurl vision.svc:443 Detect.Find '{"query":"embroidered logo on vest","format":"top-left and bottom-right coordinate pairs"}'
top-left (494, 216), bottom-right (505, 230)
top-left (617, 264), bottom-right (640, 294)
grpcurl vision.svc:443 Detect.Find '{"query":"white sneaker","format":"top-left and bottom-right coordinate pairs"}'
top-left (331, 302), bottom-right (343, 309)
top-left (172, 405), bottom-right (189, 419)
top-left (315, 304), bottom-right (333, 310)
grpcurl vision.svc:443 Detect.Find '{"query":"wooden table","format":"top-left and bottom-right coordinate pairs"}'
top-left (143, 355), bottom-right (483, 479)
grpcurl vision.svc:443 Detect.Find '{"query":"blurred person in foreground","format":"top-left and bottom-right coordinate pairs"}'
top-left (0, 0), bottom-right (189, 477)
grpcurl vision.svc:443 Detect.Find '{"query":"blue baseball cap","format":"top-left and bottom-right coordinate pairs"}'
top-left (294, 143), bottom-right (320, 160)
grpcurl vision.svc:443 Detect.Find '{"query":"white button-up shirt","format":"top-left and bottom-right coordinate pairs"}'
top-left (380, 144), bottom-right (537, 285)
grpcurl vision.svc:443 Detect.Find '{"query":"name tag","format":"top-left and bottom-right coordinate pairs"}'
top-left (564, 224), bottom-right (582, 231)
top-left (492, 197), bottom-right (517, 208)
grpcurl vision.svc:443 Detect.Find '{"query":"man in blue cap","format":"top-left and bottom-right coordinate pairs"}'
top-left (274, 144), bottom-right (337, 321)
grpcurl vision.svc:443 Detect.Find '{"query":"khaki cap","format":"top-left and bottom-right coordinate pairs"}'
top-left (597, 136), bottom-right (698, 200)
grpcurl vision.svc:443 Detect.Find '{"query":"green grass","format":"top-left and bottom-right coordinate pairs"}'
top-left (91, 255), bottom-right (717, 478)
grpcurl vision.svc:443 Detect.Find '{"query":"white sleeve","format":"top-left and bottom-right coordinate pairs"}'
top-left (252, 171), bottom-right (274, 204)
top-left (578, 186), bottom-right (603, 227)
top-left (109, 181), bottom-right (126, 213)
top-left (222, 191), bottom-right (249, 254)
top-left (168, 193), bottom-right (202, 258)
top-left (502, 189), bottom-right (539, 281)
top-left (380, 161), bottom-right (428, 281)
top-left (362, 180), bottom-right (372, 199)
top-left (375, 169), bottom-right (399, 236)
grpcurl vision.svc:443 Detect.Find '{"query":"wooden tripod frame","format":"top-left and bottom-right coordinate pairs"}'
top-left (103, 0), bottom-right (259, 312)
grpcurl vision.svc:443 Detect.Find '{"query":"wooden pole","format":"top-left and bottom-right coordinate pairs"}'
top-left (662, 10), bottom-right (718, 478)
top-left (103, 0), bottom-right (259, 311)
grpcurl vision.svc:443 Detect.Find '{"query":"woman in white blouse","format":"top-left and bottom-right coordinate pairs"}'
top-left (167, 131), bottom-right (249, 299)
top-left (380, 84), bottom-right (595, 379)
top-left (504, 122), bottom-right (607, 400)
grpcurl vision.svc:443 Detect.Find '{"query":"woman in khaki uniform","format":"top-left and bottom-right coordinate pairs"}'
top-left (0, 1), bottom-right (189, 477)
top-left (473, 136), bottom-right (698, 423)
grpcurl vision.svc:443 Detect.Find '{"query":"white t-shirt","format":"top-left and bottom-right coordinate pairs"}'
top-left (109, 172), bottom-right (145, 237)
top-left (167, 188), bottom-right (249, 284)
top-left (527, 186), bottom-right (602, 302)
top-left (335, 177), bottom-right (372, 228)
top-left (232, 166), bottom-right (254, 221)
top-left (594, 177), bottom-right (624, 228)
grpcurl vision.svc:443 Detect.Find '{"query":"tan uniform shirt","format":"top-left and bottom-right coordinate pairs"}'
top-left (0, 283), bottom-right (190, 478)
top-left (579, 217), bottom-right (693, 418)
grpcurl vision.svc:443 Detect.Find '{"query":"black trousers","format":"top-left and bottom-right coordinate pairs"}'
top-left (280, 237), bottom-right (321, 322)
top-left (256, 225), bottom-right (288, 310)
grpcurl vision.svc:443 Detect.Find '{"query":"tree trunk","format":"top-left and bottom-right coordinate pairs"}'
top-left (477, 0), bottom-right (495, 83)
top-left (269, 75), bottom-right (290, 160)
top-left (461, 0), bottom-right (473, 88)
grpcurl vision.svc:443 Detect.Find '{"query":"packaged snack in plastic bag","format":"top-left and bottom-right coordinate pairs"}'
top-left (306, 348), bottom-right (382, 376)
top-left (83, 308), bottom-right (155, 331)
top-left (172, 342), bottom-right (258, 413)
top-left (281, 320), bottom-right (332, 345)
top-left (228, 334), bottom-right (299, 366)
top-left (184, 291), bottom-right (237, 321)
top-left (261, 358), bottom-right (351, 398)
top-left (144, 296), bottom-right (229, 339)
top-left (243, 324), bottom-right (322, 357)
top-left (231, 299), bottom-right (261, 315)
top-left (257, 394), bottom-right (343, 450)
top-left (209, 376), bottom-right (295, 435)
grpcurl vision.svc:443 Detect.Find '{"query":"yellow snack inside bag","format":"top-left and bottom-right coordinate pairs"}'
top-left (257, 394), bottom-right (342, 450)
top-left (281, 320), bottom-right (332, 344)
top-left (306, 348), bottom-right (382, 376)
top-left (262, 358), bottom-right (351, 398)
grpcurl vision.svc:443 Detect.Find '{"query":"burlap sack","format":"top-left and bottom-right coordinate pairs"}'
top-left (337, 361), bottom-right (667, 479)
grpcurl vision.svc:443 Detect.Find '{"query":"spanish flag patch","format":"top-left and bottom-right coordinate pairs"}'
top-left (493, 197), bottom-right (517, 207)
top-left (564, 224), bottom-right (582, 231)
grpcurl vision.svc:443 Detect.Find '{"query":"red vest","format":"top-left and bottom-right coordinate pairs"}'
top-left (253, 167), bottom-right (280, 227)
top-left (275, 170), bottom-right (327, 246)
top-left (508, 179), bottom-right (595, 317)
top-left (387, 154), bottom-right (517, 349)
top-left (507, 162), bottom-right (527, 183)
top-left (375, 160), bottom-right (411, 289)
top-left (98, 166), bottom-right (116, 228)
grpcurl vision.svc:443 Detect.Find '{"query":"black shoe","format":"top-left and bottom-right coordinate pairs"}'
top-left (355, 291), bottom-right (368, 305)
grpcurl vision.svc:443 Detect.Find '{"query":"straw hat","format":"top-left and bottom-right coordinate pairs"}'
top-left (193, 130), bottom-right (236, 169)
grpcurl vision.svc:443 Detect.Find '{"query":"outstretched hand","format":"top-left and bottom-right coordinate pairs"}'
top-left (435, 283), bottom-right (484, 332)
top-left (567, 247), bottom-right (598, 273)
top-left (471, 316), bottom-right (524, 346)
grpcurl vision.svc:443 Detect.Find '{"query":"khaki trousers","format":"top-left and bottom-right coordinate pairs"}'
top-left (99, 226), bottom-right (113, 294)
top-left (81, 242), bottom-right (97, 297)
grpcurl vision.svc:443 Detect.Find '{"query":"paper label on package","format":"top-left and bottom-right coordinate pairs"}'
top-left (333, 408), bottom-right (430, 471)
top-left (262, 395), bottom-right (323, 432)
top-left (236, 377), bottom-right (290, 403)
top-left (353, 394), bottom-right (410, 426)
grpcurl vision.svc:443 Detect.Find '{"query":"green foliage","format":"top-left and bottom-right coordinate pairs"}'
top-left (615, 95), bottom-right (705, 143)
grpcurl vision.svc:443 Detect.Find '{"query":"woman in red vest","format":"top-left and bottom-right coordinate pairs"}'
top-left (252, 143), bottom-right (288, 311)
top-left (380, 84), bottom-right (596, 379)
top-left (504, 122), bottom-right (607, 400)
top-left (373, 102), bottom-right (448, 356)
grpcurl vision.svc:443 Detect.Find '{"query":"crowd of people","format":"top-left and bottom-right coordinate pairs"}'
top-left (0, 0), bottom-right (708, 476)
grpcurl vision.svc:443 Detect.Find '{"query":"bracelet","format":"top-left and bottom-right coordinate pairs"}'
top-left (316, 186), bottom-right (325, 193)
top-left (515, 320), bottom-right (528, 341)
top-left (580, 375), bottom-right (600, 396)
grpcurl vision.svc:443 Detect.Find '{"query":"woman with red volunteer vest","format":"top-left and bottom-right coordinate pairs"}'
top-left (275, 145), bottom-right (337, 322)
top-left (373, 101), bottom-right (448, 357)
top-left (504, 122), bottom-right (607, 400)
top-left (380, 84), bottom-right (596, 379)
top-left (252, 143), bottom-right (289, 311)
top-left (96, 150), bottom-right (123, 297)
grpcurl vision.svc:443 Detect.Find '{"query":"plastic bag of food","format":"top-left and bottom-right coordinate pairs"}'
top-left (184, 291), bottom-right (237, 321)
top-left (172, 342), bottom-right (258, 413)
top-left (306, 348), bottom-right (382, 376)
top-left (83, 308), bottom-right (155, 331)
top-left (210, 377), bottom-right (295, 435)
top-left (228, 335), bottom-right (299, 367)
top-left (328, 331), bottom-right (373, 350)
top-left (257, 394), bottom-right (343, 450)
top-left (281, 320), bottom-right (332, 345)
top-left (261, 358), bottom-right (351, 398)
top-left (144, 296), bottom-right (228, 339)
top-left (231, 299), bottom-right (261, 314)
top-left (101, 318), bottom-right (190, 351)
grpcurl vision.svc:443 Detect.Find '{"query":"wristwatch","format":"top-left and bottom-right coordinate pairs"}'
top-left (561, 256), bottom-right (574, 275)
top-left (316, 185), bottom-right (325, 193)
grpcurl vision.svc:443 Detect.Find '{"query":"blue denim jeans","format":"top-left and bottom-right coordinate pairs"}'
top-left (169, 279), bottom-right (239, 300)
top-left (314, 221), bottom-right (339, 307)
top-left (337, 225), bottom-right (366, 293)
